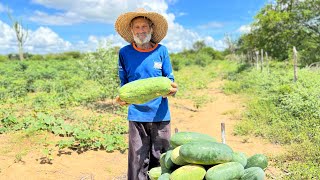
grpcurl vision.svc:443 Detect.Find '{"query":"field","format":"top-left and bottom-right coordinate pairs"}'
top-left (0, 47), bottom-right (319, 179)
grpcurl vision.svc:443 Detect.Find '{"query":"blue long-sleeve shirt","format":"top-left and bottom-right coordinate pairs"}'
top-left (118, 43), bottom-right (174, 122)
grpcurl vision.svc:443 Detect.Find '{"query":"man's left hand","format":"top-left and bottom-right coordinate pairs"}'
top-left (163, 82), bottom-right (178, 98)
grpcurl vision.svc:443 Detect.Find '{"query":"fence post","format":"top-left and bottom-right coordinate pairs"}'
top-left (260, 49), bottom-right (264, 72)
top-left (255, 51), bottom-right (259, 70)
top-left (248, 51), bottom-right (252, 66)
top-left (175, 128), bottom-right (179, 133)
top-left (265, 52), bottom-right (269, 73)
top-left (293, 46), bottom-right (298, 82)
top-left (221, 122), bottom-right (226, 144)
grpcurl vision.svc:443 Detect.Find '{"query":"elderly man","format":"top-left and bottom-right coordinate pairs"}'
top-left (115, 8), bottom-right (178, 180)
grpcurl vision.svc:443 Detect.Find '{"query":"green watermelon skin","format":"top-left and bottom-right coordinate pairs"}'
top-left (170, 131), bottom-right (217, 148)
top-left (170, 164), bottom-right (206, 180)
top-left (240, 167), bottom-right (265, 180)
top-left (164, 150), bottom-right (175, 170)
top-left (179, 141), bottom-right (233, 165)
top-left (158, 173), bottom-right (170, 180)
top-left (232, 152), bottom-right (248, 167)
top-left (245, 154), bottom-right (268, 170)
top-left (205, 162), bottom-right (245, 180)
top-left (119, 77), bottom-right (172, 104)
top-left (148, 166), bottom-right (162, 180)
top-left (160, 153), bottom-right (171, 174)
top-left (171, 146), bottom-right (188, 166)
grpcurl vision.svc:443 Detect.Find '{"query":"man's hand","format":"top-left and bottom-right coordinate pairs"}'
top-left (163, 82), bottom-right (178, 98)
top-left (115, 95), bottom-right (129, 106)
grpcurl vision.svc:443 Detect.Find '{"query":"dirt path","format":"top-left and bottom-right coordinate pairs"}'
top-left (0, 80), bottom-right (284, 179)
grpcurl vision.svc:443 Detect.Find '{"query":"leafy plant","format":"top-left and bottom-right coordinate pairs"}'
top-left (224, 61), bottom-right (320, 178)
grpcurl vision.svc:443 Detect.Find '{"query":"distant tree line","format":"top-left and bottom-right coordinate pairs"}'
top-left (0, 51), bottom-right (84, 61)
top-left (236, 0), bottom-right (320, 66)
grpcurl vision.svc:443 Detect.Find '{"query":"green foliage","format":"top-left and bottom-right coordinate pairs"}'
top-left (192, 40), bottom-right (206, 51)
top-left (80, 44), bottom-right (119, 101)
top-left (0, 112), bottom-right (128, 152)
top-left (237, 0), bottom-right (320, 65)
top-left (28, 54), bottom-right (44, 61)
top-left (0, 55), bottom-right (8, 62)
top-left (199, 47), bottom-right (224, 60)
top-left (224, 61), bottom-right (320, 178)
top-left (169, 41), bottom-right (224, 71)
top-left (0, 46), bottom-right (127, 153)
top-left (43, 51), bottom-right (83, 61)
top-left (173, 60), bottom-right (237, 109)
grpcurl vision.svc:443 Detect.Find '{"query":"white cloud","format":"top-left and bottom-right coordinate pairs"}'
top-left (204, 36), bottom-right (227, 50)
top-left (1, 0), bottom-right (227, 54)
top-left (25, 27), bottom-right (72, 53)
top-left (198, 22), bottom-right (224, 29)
top-left (0, 20), bottom-right (17, 53)
top-left (30, 0), bottom-right (143, 24)
top-left (151, 3), bottom-right (226, 51)
top-left (177, 12), bottom-right (187, 17)
top-left (29, 10), bottom-right (84, 25)
top-left (165, 0), bottom-right (179, 5)
top-left (74, 34), bottom-right (127, 52)
top-left (0, 20), bottom-right (73, 54)
top-left (0, 19), bottom-right (126, 54)
top-left (237, 25), bottom-right (251, 34)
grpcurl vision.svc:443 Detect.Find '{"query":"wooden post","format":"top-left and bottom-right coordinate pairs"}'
top-left (260, 49), bottom-right (264, 72)
top-left (247, 52), bottom-right (251, 65)
top-left (293, 46), bottom-right (298, 82)
top-left (255, 51), bottom-right (259, 70)
top-left (221, 122), bottom-right (226, 144)
top-left (251, 51), bottom-right (254, 66)
top-left (265, 52), bottom-right (269, 73)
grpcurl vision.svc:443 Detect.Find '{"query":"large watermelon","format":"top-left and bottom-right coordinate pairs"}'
top-left (232, 152), bottom-right (248, 167)
top-left (119, 77), bottom-right (172, 104)
top-left (240, 167), bottom-right (265, 180)
top-left (148, 166), bottom-right (162, 180)
top-left (205, 162), bottom-right (245, 180)
top-left (170, 146), bottom-right (188, 166)
top-left (170, 164), bottom-right (206, 180)
top-left (245, 154), bottom-right (268, 170)
top-left (179, 141), bottom-right (233, 165)
top-left (170, 132), bottom-right (217, 148)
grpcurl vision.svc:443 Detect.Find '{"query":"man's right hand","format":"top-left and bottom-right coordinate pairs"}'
top-left (115, 96), bottom-right (129, 106)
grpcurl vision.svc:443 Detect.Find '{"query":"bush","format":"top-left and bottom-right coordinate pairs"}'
top-left (63, 51), bottom-right (82, 59)
top-left (0, 55), bottom-right (8, 62)
top-left (224, 61), bottom-right (320, 178)
top-left (28, 54), bottom-right (44, 61)
top-left (199, 47), bottom-right (224, 60)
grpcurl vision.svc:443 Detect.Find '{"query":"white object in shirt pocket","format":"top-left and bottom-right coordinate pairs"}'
top-left (153, 62), bottom-right (162, 70)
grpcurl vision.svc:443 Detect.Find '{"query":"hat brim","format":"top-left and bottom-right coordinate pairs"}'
top-left (115, 11), bottom-right (168, 43)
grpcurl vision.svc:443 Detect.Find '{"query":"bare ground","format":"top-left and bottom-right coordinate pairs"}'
top-left (0, 80), bottom-right (284, 180)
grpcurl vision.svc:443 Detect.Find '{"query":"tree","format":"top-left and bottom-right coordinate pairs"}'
top-left (224, 33), bottom-right (237, 55)
top-left (192, 40), bottom-right (206, 51)
top-left (81, 42), bottom-right (120, 113)
top-left (8, 11), bottom-right (28, 61)
top-left (237, 0), bottom-right (320, 65)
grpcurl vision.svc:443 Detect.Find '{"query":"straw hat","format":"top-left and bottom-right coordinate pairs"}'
top-left (115, 8), bottom-right (168, 43)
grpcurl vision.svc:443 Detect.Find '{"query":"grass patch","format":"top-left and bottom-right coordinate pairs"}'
top-left (223, 61), bottom-right (320, 178)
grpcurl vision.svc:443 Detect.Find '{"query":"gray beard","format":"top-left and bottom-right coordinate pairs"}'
top-left (133, 33), bottom-right (152, 46)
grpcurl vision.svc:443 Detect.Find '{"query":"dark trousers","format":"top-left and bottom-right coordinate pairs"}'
top-left (128, 121), bottom-right (171, 180)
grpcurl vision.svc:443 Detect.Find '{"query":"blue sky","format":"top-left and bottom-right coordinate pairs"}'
top-left (0, 0), bottom-right (268, 54)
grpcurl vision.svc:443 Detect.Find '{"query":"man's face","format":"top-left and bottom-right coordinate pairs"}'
top-left (131, 17), bottom-right (152, 45)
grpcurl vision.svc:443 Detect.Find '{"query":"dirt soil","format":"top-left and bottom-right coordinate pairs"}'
top-left (0, 80), bottom-right (284, 180)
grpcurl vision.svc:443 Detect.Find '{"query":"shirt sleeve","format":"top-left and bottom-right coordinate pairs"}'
top-left (161, 46), bottom-right (175, 82)
top-left (118, 52), bottom-right (128, 87)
